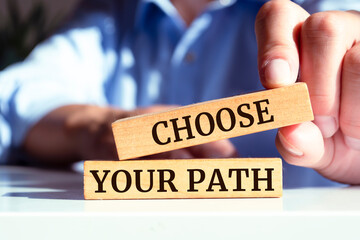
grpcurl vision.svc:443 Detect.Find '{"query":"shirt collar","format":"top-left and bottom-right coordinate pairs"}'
top-left (137, 0), bottom-right (240, 30)
top-left (141, 0), bottom-right (240, 17)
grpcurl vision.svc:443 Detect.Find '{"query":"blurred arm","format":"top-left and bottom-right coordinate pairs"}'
top-left (0, 10), bottom-right (118, 164)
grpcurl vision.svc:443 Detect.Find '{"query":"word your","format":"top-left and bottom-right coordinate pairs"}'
top-left (90, 168), bottom-right (275, 193)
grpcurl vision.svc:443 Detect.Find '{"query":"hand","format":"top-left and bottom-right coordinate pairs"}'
top-left (255, 0), bottom-right (360, 184)
top-left (67, 104), bottom-right (238, 160)
top-left (24, 104), bottom-right (237, 164)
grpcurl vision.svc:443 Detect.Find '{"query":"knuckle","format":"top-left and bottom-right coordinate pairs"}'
top-left (340, 118), bottom-right (360, 134)
top-left (309, 93), bottom-right (336, 114)
top-left (303, 12), bottom-right (343, 40)
top-left (344, 46), bottom-right (360, 75)
top-left (256, 0), bottom-right (291, 25)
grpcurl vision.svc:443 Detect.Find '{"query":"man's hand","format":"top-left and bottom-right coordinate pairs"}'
top-left (24, 105), bottom-right (237, 164)
top-left (256, 0), bottom-right (360, 184)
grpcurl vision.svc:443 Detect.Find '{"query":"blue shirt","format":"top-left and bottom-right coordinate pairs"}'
top-left (1, 0), bottom-right (358, 187)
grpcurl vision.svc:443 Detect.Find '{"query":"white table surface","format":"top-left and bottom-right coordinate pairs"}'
top-left (1, 165), bottom-right (360, 240)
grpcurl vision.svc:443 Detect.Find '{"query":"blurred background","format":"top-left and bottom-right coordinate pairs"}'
top-left (0, 0), bottom-right (81, 70)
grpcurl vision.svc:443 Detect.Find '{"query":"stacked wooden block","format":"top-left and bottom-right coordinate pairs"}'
top-left (84, 83), bottom-right (314, 199)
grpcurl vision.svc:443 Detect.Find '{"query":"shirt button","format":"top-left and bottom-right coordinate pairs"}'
top-left (185, 52), bottom-right (195, 63)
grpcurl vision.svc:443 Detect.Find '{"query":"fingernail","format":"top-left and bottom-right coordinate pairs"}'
top-left (174, 150), bottom-right (193, 159)
top-left (278, 131), bottom-right (303, 157)
top-left (264, 59), bottom-right (292, 87)
top-left (313, 116), bottom-right (338, 138)
top-left (207, 149), bottom-right (238, 158)
top-left (344, 136), bottom-right (360, 151)
top-left (207, 151), bottom-right (226, 158)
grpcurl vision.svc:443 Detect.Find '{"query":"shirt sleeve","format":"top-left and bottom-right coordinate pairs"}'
top-left (298, 0), bottom-right (360, 13)
top-left (0, 9), bottom-right (118, 163)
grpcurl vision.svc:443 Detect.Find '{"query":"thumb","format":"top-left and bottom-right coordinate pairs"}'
top-left (255, 0), bottom-right (309, 88)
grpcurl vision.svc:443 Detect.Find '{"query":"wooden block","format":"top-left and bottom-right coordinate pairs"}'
top-left (84, 158), bottom-right (282, 200)
top-left (112, 83), bottom-right (313, 160)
